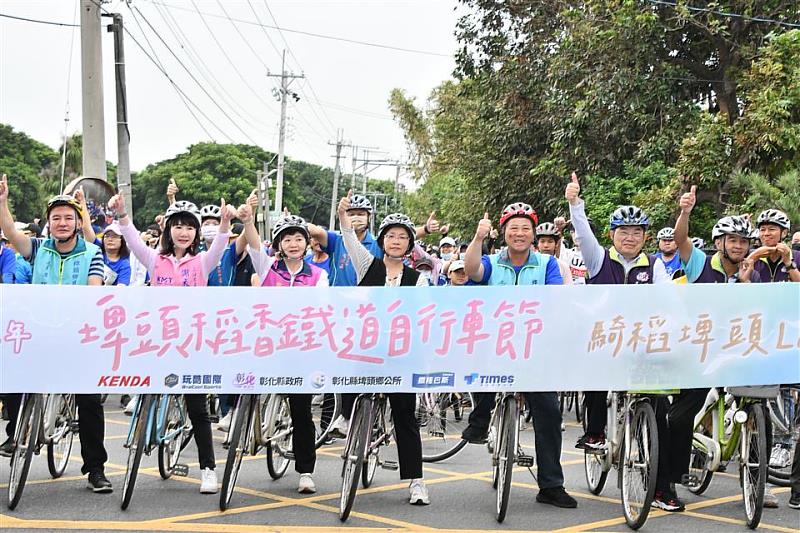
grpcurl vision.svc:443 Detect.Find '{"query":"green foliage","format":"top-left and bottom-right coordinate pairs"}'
top-left (0, 124), bottom-right (56, 222)
top-left (730, 169), bottom-right (800, 226)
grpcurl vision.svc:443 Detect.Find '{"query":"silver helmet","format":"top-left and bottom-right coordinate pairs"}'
top-left (165, 201), bottom-right (201, 225)
top-left (756, 209), bottom-right (790, 231)
top-left (378, 213), bottom-right (416, 254)
top-left (712, 215), bottom-right (756, 240)
top-left (271, 215), bottom-right (309, 248)
top-left (609, 205), bottom-right (649, 229)
top-left (347, 194), bottom-right (373, 214)
top-left (536, 222), bottom-right (559, 237)
top-left (199, 204), bottom-right (222, 221)
top-left (656, 227), bottom-right (675, 240)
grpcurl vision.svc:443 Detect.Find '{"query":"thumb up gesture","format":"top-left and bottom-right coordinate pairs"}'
top-left (475, 212), bottom-right (493, 240)
top-left (565, 171), bottom-right (581, 206)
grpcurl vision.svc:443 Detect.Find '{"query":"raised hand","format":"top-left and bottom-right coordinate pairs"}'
top-left (476, 212), bottom-right (493, 240)
top-left (338, 189), bottom-right (354, 228)
top-left (739, 257), bottom-right (754, 282)
top-left (247, 188), bottom-right (259, 210)
top-left (166, 178), bottom-right (179, 199)
top-left (0, 174), bottom-right (9, 204)
top-left (565, 172), bottom-right (581, 205)
top-left (238, 204), bottom-right (254, 224)
top-left (426, 211), bottom-right (440, 234)
top-left (108, 191), bottom-right (126, 214)
top-left (679, 185), bottom-right (697, 214)
top-left (220, 198), bottom-right (237, 222)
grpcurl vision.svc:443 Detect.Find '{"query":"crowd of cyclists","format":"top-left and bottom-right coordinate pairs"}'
top-left (0, 169), bottom-right (798, 523)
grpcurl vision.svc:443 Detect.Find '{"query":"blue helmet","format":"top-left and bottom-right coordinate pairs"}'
top-left (609, 205), bottom-right (649, 230)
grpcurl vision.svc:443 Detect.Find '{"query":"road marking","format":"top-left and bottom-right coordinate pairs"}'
top-left (682, 510), bottom-right (799, 532)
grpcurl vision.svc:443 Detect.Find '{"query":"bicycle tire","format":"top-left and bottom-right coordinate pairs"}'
top-left (496, 395), bottom-right (516, 523)
top-left (576, 391), bottom-right (585, 425)
top-left (767, 468), bottom-right (790, 487)
top-left (7, 394), bottom-right (42, 510)
top-left (741, 402), bottom-right (767, 529)
top-left (158, 395), bottom-right (193, 480)
top-left (266, 396), bottom-right (292, 480)
top-left (46, 394), bottom-right (75, 479)
top-left (313, 393), bottom-right (340, 448)
top-left (220, 395), bottom-right (252, 511)
top-left (362, 400), bottom-right (385, 488)
top-left (420, 392), bottom-right (474, 463)
top-left (620, 400), bottom-right (658, 530)
top-left (339, 397), bottom-right (371, 522)
top-left (121, 394), bottom-right (151, 511)
top-left (688, 415), bottom-right (715, 495)
top-left (584, 449), bottom-right (608, 495)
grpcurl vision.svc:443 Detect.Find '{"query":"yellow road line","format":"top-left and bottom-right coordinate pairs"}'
top-left (682, 510), bottom-right (799, 533)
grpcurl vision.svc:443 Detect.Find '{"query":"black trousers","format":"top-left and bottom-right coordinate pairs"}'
top-left (584, 391), bottom-right (608, 435)
top-left (654, 389), bottom-right (707, 492)
top-left (183, 394), bottom-right (216, 470)
top-left (288, 394), bottom-right (316, 474)
top-left (5, 393), bottom-right (108, 475)
top-left (791, 433), bottom-right (800, 496)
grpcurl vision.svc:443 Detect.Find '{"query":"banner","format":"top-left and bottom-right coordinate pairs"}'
top-left (1, 284), bottom-right (798, 393)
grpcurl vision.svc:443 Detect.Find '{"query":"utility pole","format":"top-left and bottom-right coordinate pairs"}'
top-left (106, 13), bottom-right (132, 217)
top-left (80, 0), bottom-right (107, 180)
top-left (328, 130), bottom-right (350, 229)
top-left (267, 50), bottom-right (303, 215)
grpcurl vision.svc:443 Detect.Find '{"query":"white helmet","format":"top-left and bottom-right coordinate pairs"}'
top-left (165, 201), bottom-right (201, 225)
top-left (609, 205), bottom-right (649, 229)
top-left (691, 237), bottom-right (705, 249)
top-left (712, 215), bottom-right (756, 240)
top-left (347, 194), bottom-right (373, 214)
top-left (378, 213), bottom-right (416, 254)
top-left (199, 204), bottom-right (221, 221)
top-left (656, 227), bottom-right (675, 240)
top-left (536, 222), bottom-right (559, 237)
top-left (756, 209), bottom-right (790, 231)
top-left (271, 215), bottom-right (309, 248)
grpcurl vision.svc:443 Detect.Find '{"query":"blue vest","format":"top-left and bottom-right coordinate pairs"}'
top-left (487, 250), bottom-right (548, 286)
top-left (31, 238), bottom-right (98, 286)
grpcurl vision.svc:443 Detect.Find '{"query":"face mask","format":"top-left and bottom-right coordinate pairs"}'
top-left (793, 243), bottom-right (800, 251)
top-left (441, 252), bottom-right (454, 261)
top-left (201, 226), bottom-right (218, 242)
top-left (419, 270), bottom-right (433, 285)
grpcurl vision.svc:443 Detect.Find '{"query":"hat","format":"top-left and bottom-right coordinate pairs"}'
top-left (415, 257), bottom-right (433, 270)
top-left (24, 222), bottom-right (42, 237)
top-left (231, 222), bottom-right (245, 236)
top-left (103, 223), bottom-right (123, 236)
top-left (439, 236), bottom-right (456, 247)
top-left (448, 259), bottom-right (465, 274)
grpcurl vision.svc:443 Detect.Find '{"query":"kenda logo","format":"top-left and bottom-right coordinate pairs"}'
top-left (463, 373), bottom-right (515, 386)
top-left (412, 372), bottom-right (455, 388)
top-left (97, 375), bottom-right (151, 387)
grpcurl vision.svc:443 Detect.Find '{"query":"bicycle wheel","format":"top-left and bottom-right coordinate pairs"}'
top-left (8, 394), bottom-right (43, 510)
top-left (495, 395), bottom-right (516, 523)
top-left (220, 395), bottom-right (253, 511)
top-left (266, 396), bottom-right (293, 480)
top-left (619, 401), bottom-right (658, 530)
top-left (687, 414), bottom-right (715, 495)
top-left (121, 395), bottom-right (152, 511)
top-left (158, 396), bottom-right (193, 480)
top-left (362, 401), bottom-right (386, 488)
top-left (419, 392), bottom-right (473, 462)
top-left (584, 449), bottom-right (608, 495)
top-left (740, 402), bottom-right (767, 529)
top-left (576, 391), bottom-right (585, 425)
top-left (566, 391), bottom-right (576, 413)
top-left (339, 398), bottom-right (371, 522)
top-left (46, 394), bottom-right (75, 479)
top-left (312, 393), bottom-right (340, 448)
top-left (558, 392), bottom-right (566, 414)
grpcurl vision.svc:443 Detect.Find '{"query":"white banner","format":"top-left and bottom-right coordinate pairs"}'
top-left (1, 284), bottom-right (798, 393)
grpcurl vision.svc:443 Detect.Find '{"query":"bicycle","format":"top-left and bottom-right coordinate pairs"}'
top-left (687, 386), bottom-right (772, 529)
top-left (766, 385), bottom-right (798, 487)
top-left (120, 394), bottom-right (194, 510)
top-left (417, 392), bottom-right (474, 462)
top-left (339, 393), bottom-right (397, 521)
top-left (582, 391), bottom-right (660, 530)
top-left (7, 393), bottom-right (79, 510)
top-left (558, 391), bottom-right (585, 425)
top-left (486, 392), bottom-right (535, 523)
top-left (220, 392), bottom-right (340, 511)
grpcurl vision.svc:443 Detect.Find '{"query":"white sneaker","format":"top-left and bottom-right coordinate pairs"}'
top-left (409, 478), bottom-right (430, 505)
top-left (769, 446), bottom-right (791, 469)
top-left (763, 489), bottom-right (779, 509)
top-left (216, 411), bottom-right (232, 432)
top-left (123, 395), bottom-right (138, 415)
top-left (200, 468), bottom-right (218, 494)
top-left (330, 415), bottom-right (349, 438)
top-left (298, 473), bottom-right (316, 494)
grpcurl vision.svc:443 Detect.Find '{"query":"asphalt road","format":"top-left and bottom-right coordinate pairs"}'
top-left (0, 395), bottom-right (798, 533)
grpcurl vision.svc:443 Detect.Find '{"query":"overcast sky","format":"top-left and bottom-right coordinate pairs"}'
top-left (0, 0), bottom-right (461, 186)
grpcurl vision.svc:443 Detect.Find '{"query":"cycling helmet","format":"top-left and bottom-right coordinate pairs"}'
top-left (377, 213), bottom-right (416, 254)
top-left (536, 222), bottom-right (559, 237)
top-left (609, 206), bottom-right (649, 229)
top-left (712, 215), bottom-right (756, 240)
top-left (164, 201), bottom-right (201, 225)
top-left (691, 237), bottom-right (705, 249)
top-left (199, 204), bottom-right (222, 221)
top-left (46, 195), bottom-right (83, 218)
top-left (756, 209), bottom-right (790, 231)
top-left (656, 227), bottom-right (675, 240)
top-left (499, 202), bottom-right (539, 227)
top-left (271, 215), bottom-right (309, 249)
top-left (347, 194), bottom-right (373, 214)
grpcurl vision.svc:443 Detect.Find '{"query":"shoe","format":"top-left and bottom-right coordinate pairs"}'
top-left (328, 415), bottom-right (349, 439)
top-left (409, 478), bottom-right (430, 505)
top-left (769, 445), bottom-right (791, 469)
top-left (123, 395), bottom-right (137, 416)
top-left (575, 433), bottom-right (605, 450)
top-left (0, 437), bottom-right (15, 458)
top-left (536, 486), bottom-right (578, 508)
top-left (216, 411), bottom-right (232, 432)
top-left (763, 489), bottom-right (779, 509)
top-left (298, 473), bottom-right (316, 494)
top-left (652, 490), bottom-right (685, 512)
top-left (87, 471), bottom-right (113, 493)
top-left (200, 468), bottom-right (218, 494)
top-left (789, 492), bottom-right (800, 509)
top-left (461, 424), bottom-right (488, 444)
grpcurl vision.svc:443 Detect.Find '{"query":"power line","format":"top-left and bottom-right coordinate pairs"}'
top-left (646, 0), bottom-right (800, 28)
top-left (0, 12), bottom-right (78, 27)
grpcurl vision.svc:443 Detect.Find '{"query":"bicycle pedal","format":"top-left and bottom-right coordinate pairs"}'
top-left (172, 464), bottom-right (189, 477)
top-left (69, 421), bottom-right (80, 432)
top-left (381, 460), bottom-right (399, 471)
top-left (209, 416), bottom-right (220, 423)
top-left (429, 430), bottom-right (444, 438)
top-left (681, 473), bottom-right (700, 487)
top-left (516, 454), bottom-right (535, 467)
top-left (285, 451), bottom-right (295, 460)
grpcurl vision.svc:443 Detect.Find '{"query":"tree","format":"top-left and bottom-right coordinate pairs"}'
top-left (0, 124), bottom-right (56, 222)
